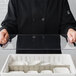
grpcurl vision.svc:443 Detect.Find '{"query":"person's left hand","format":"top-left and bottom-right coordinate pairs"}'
top-left (67, 28), bottom-right (76, 44)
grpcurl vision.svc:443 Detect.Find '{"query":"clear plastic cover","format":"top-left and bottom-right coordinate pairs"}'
top-left (0, 34), bottom-right (76, 51)
top-left (0, 34), bottom-right (76, 76)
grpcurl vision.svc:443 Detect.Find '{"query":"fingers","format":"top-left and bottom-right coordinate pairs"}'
top-left (5, 33), bottom-right (9, 41)
top-left (0, 32), bottom-right (6, 44)
top-left (72, 32), bottom-right (76, 42)
top-left (1, 39), bottom-right (7, 45)
top-left (68, 33), bottom-right (73, 43)
top-left (0, 32), bottom-right (5, 44)
top-left (0, 29), bottom-right (9, 45)
top-left (67, 29), bottom-right (76, 43)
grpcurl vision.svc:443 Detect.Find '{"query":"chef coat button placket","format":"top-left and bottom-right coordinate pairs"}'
top-left (41, 18), bottom-right (45, 22)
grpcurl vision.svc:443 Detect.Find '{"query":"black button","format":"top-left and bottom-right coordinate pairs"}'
top-left (41, 18), bottom-right (45, 21)
top-left (32, 35), bottom-right (36, 39)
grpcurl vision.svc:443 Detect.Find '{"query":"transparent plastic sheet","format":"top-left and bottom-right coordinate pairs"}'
top-left (0, 34), bottom-right (76, 51)
top-left (0, 34), bottom-right (76, 76)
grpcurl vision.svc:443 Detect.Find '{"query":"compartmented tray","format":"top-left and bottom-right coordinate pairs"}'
top-left (0, 54), bottom-right (76, 76)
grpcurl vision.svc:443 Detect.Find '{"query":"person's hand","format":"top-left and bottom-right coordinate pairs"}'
top-left (67, 28), bottom-right (76, 44)
top-left (0, 29), bottom-right (9, 45)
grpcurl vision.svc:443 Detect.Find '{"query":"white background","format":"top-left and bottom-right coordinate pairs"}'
top-left (0, 0), bottom-right (76, 72)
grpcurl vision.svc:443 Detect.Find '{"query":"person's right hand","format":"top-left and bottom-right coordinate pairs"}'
top-left (0, 29), bottom-right (9, 45)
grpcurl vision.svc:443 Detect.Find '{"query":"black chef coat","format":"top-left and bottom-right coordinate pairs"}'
top-left (1, 0), bottom-right (76, 54)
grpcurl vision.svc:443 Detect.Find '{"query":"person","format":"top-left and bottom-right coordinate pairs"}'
top-left (0, 0), bottom-right (76, 54)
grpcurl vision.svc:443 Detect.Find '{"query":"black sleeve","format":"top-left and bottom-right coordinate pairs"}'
top-left (60, 0), bottom-right (76, 38)
top-left (1, 0), bottom-right (18, 39)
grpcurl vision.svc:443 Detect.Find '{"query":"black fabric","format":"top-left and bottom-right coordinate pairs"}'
top-left (16, 35), bottom-right (61, 54)
top-left (60, 0), bottom-right (76, 38)
top-left (1, 0), bottom-right (76, 54)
